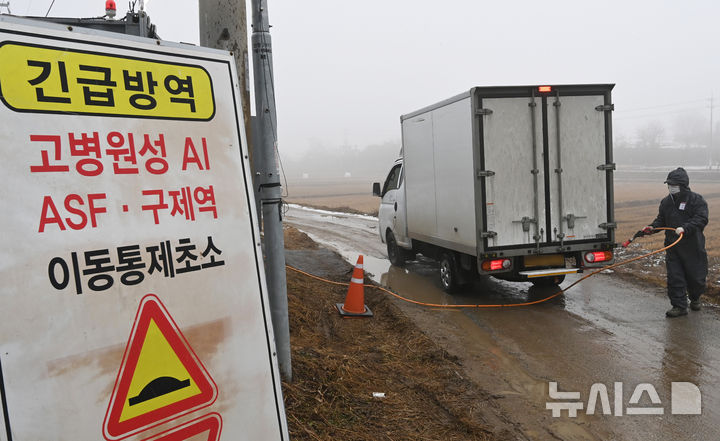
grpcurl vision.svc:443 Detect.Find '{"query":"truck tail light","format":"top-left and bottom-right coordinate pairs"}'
top-left (584, 251), bottom-right (613, 263)
top-left (538, 86), bottom-right (552, 93)
top-left (482, 258), bottom-right (511, 271)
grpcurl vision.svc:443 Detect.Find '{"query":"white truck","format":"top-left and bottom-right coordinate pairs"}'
top-left (373, 85), bottom-right (617, 291)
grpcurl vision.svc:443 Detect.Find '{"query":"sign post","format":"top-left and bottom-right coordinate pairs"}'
top-left (0, 16), bottom-right (288, 441)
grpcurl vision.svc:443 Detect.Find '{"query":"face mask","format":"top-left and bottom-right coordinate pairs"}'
top-left (668, 185), bottom-right (680, 195)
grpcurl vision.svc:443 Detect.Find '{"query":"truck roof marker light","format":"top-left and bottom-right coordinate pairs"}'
top-left (538, 86), bottom-right (552, 93)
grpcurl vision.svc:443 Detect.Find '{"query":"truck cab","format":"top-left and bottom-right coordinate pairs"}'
top-left (374, 159), bottom-right (409, 265)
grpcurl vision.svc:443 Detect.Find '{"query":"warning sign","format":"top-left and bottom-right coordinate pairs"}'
top-left (0, 42), bottom-right (215, 120)
top-left (103, 294), bottom-right (217, 440)
top-left (141, 413), bottom-right (222, 441)
top-left (0, 16), bottom-right (288, 441)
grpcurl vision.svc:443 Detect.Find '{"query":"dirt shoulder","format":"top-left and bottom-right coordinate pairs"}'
top-left (282, 226), bottom-right (518, 441)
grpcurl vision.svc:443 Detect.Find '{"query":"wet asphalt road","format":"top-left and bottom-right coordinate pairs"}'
top-left (285, 205), bottom-right (720, 441)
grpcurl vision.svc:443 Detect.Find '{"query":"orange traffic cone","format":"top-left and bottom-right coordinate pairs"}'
top-left (336, 255), bottom-right (373, 318)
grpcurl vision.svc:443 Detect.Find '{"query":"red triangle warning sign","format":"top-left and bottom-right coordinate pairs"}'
top-left (103, 294), bottom-right (218, 441)
top-left (141, 413), bottom-right (222, 441)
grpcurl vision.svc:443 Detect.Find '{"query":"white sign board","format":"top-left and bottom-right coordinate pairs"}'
top-left (0, 16), bottom-right (288, 441)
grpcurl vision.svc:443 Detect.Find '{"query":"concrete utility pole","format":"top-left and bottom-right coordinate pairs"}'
top-left (198, 0), bottom-right (252, 144)
top-left (251, 0), bottom-right (291, 380)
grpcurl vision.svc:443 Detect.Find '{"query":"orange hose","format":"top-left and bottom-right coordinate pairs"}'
top-left (286, 228), bottom-right (682, 309)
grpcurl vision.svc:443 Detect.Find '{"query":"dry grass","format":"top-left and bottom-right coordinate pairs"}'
top-left (283, 227), bottom-right (499, 441)
top-left (284, 226), bottom-right (319, 250)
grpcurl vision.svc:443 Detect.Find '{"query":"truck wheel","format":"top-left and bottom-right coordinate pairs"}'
top-left (439, 253), bottom-right (461, 293)
top-left (530, 275), bottom-right (566, 286)
top-left (386, 232), bottom-right (406, 267)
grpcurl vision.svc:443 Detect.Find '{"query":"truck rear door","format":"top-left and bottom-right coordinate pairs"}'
top-left (476, 85), bottom-right (614, 253)
top-left (480, 95), bottom-right (545, 248)
top-left (546, 93), bottom-right (612, 245)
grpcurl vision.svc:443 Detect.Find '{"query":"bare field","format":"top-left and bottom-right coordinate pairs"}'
top-left (285, 178), bottom-right (381, 214)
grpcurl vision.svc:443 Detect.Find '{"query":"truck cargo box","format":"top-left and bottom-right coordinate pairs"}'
top-left (400, 85), bottom-right (615, 259)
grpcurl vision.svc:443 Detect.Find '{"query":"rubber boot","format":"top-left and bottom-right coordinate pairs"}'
top-left (666, 307), bottom-right (688, 318)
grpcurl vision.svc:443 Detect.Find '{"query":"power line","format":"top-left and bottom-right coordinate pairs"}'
top-left (616, 98), bottom-right (709, 113)
top-left (615, 106), bottom-right (713, 121)
top-left (44, 0), bottom-right (56, 17)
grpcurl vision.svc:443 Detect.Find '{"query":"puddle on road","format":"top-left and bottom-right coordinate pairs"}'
top-left (297, 229), bottom-right (391, 283)
top-left (360, 255), bottom-right (391, 283)
top-left (379, 258), bottom-right (566, 308)
top-left (380, 264), bottom-right (456, 305)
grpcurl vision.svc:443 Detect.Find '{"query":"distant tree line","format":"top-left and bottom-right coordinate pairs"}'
top-left (614, 114), bottom-right (719, 167)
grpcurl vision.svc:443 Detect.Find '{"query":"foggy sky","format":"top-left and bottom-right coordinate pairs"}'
top-left (16, 0), bottom-right (720, 158)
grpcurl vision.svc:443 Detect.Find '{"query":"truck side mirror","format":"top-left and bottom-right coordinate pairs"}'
top-left (372, 182), bottom-right (381, 197)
